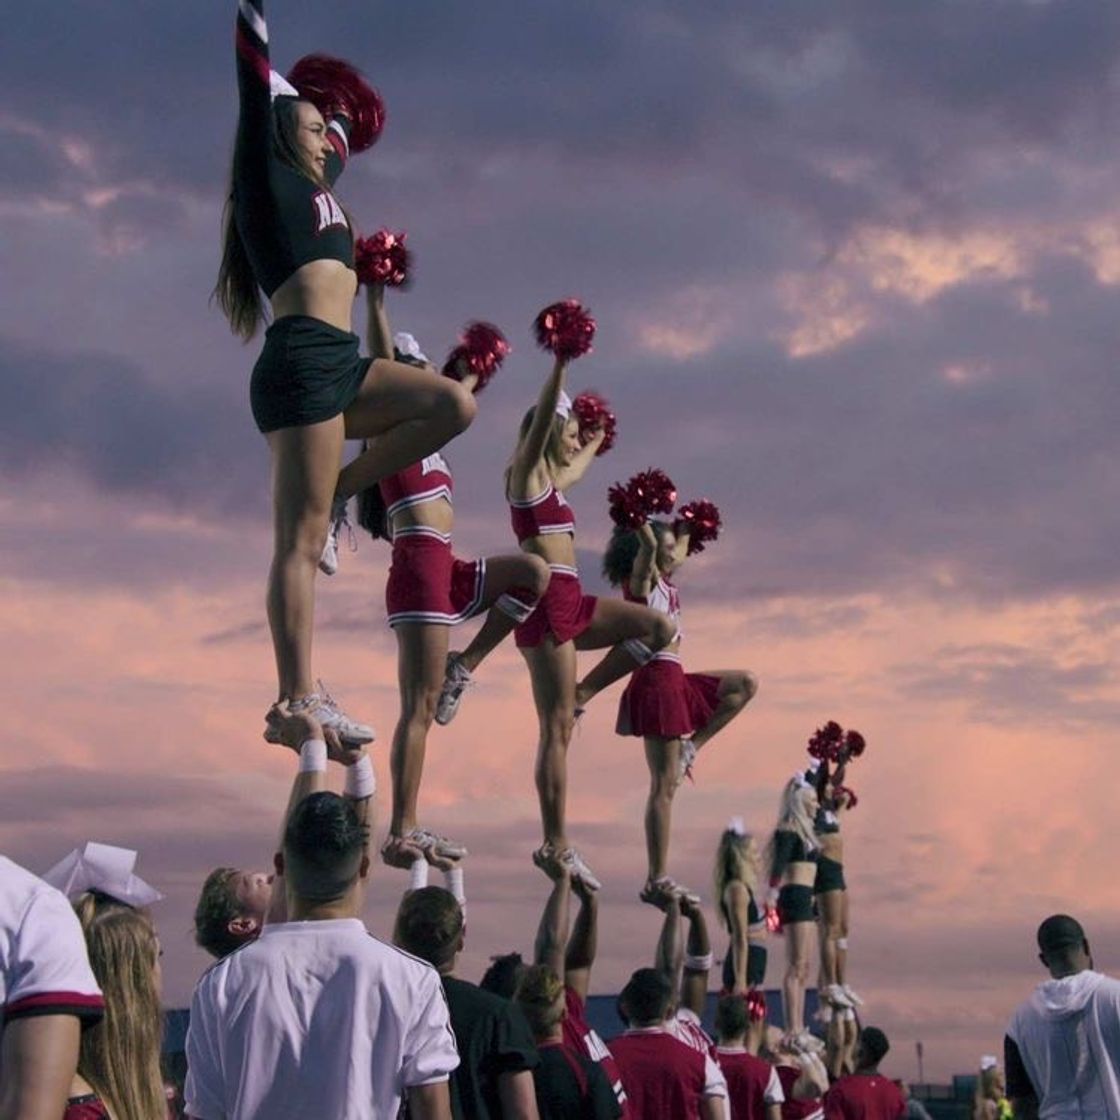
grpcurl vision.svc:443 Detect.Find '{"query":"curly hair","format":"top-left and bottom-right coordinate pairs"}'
top-left (601, 520), bottom-right (673, 587)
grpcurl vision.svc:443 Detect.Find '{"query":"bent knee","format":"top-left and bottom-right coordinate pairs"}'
top-left (442, 381), bottom-right (477, 435)
top-left (649, 614), bottom-right (676, 650)
top-left (401, 687), bottom-right (440, 728)
top-left (521, 554), bottom-right (552, 596)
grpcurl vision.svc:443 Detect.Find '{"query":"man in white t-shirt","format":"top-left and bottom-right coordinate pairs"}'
top-left (1005, 914), bottom-right (1120, 1120)
top-left (0, 855), bottom-right (104, 1120)
top-left (185, 789), bottom-right (459, 1120)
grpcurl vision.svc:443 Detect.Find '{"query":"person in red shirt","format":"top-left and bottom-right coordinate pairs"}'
top-left (714, 994), bottom-right (784, 1120)
top-left (610, 968), bottom-right (728, 1120)
top-left (824, 1027), bottom-right (904, 1120)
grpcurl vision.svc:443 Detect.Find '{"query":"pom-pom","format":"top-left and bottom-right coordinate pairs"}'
top-left (442, 322), bottom-right (510, 391)
top-left (675, 499), bottom-right (721, 554)
top-left (608, 481), bottom-right (646, 530)
top-left (843, 730), bottom-right (866, 758)
top-left (807, 721), bottom-right (844, 762)
top-left (745, 989), bottom-right (768, 1022)
top-left (287, 54), bottom-right (386, 153)
top-left (354, 229), bottom-right (410, 288)
top-left (571, 391), bottom-right (616, 455)
top-left (835, 785), bottom-right (859, 810)
top-left (608, 468), bottom-right (678, 528)
top-left (765, 904), bottom-right (782, 934)
top-left (533, 299), bottom-right (596, 361)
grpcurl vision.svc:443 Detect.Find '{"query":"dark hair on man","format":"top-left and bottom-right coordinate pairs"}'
top-left (859, 1026), bottom-right (890, 1066)
top-left (714, 993), bottom-right (749, 1042)
top-left (193, 868), bottom-right (246, 959)
top-left (283, 792), bottom-right (366, 902)
top-left (619, 968), bottom-right (673, 1027)
top-left (1037, 914), bottom-right (1086, 956)
top-left (394, 887), bottom-right (464, 970)
top-left (479, 952), bottom-right (525, 998)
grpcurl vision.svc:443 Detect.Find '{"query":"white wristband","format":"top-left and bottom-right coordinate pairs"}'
top-left (408, 858), bottom-right (429, 891)
top-left (684, 952), bottom-right (713, 972)
top-left (344, 755), bottom-right (375, 799)
top-left (298, 739), bottom-right (327, 773)
top-left (443, 866), bottom-right (465, 905)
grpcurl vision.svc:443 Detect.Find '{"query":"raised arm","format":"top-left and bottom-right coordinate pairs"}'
top-left (564, 875), bottom-right (599, 1001)
top-left (534, 866), bottom-right (571, 981)
top-left (680, 896), bottom-right (712, 1018)
top-left (0, 1016), bottom-right (80, 1120)
top-left (670, 523), bottom-right (691, 568)
top-left (365, 283), bottom-right (393, 361)
top-left (627, 522), bottom-right (659, 601)
top-left (552, 428), bottom-right (605, 491)
top-left (510, 359), bottom-right (567, 485)
top-left (654, 895), bottom-right (684, 991)
top-left (234, 0), bottom-right (273, 180)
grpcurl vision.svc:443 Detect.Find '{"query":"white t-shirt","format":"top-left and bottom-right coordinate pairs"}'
top-left (185, 918), bottom-right (459, 1120)
top-left (1007, 970), bottom-right (1120, 1119)
top-left (0, 855), bottom-right (103, 1023)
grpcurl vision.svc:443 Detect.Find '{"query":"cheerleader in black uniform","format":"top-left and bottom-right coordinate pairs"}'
top-left (713, 819), bottom-right (768, 996)
top-left (603, 518), bottom-right (757, 904)
top-left (217, 1), bottom-right (476, 743)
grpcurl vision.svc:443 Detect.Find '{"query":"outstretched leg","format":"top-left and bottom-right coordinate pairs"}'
top-left (690, 669), bottom-right (759, 750)
top-left (573, 599), bottom-right (676, 708)
top-left (643, 737), bottom-right (682, 885)
top-left (456, 554), bottom-right (551, 674)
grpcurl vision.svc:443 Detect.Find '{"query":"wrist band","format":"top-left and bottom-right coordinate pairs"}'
top-left (298, 739), bottom-right (327, 773)
top-left (344, 755), bottom-right (375, 799)
top-left (407, 858), bottom-right (429, 891)
top-left (443, 866), bottom-right (465, 905)
top-left (684, 952), bottom-right (713, 972)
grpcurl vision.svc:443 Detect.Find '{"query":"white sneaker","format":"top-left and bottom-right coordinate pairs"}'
top-left (319, 498), bottom-right (356, 576)
top-left (794, 1030), bottom-right (825, 1054)
top-left (534, 843), bottom-right (602, 892)
top-left (264, 681), bottom-right (374, 746)
top-left (841, 983), bottom-right (863, 1007)
top-left (826, 983), bottom-right (854, 1009)
top-left (404, 827), bottom-right (468, 861)
top-left (434, 653), bottom-right (472, 726)
top-left (677, 737), bottom-right (698, 784)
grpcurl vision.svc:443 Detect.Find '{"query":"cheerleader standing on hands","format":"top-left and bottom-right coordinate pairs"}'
top-left (356, 281), bottom-right (551, 868)
top-left (603, 506), bottom-right (757, 905)
top-left (505, 302), bottom-right (675, 887)
top-left (217, 1), bottom-right (476, 743)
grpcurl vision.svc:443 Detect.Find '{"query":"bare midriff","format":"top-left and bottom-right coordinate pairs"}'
top-left (785, 861), bottom-right (816, 888)
top-left (390, 496), bottom-right (454, 538)
top-left (520, 531), bottom-right (577, 569)
top-left (271, 259), bottom-right (358, 332)
top-left (818, 832), bottom-right (843, 862)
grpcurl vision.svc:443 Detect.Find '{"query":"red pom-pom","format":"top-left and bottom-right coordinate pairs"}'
top-left (571, 392), bottom-right (616, 456)
top-left (835, 785), bottom-right (859, 809)
top-left (765, 904), bottom-right (782, 934)
top-left (442, 322), bottom-right (510, 391)
top-left (844, 730), bottom-right (866, 758)
top-left (608, 481), bottom-right (646, 530)
top-left (807, 720), bottom-right (844, 762)
top-left (533, 299), bottom-right (596, 361)
top-left (287, 55), bottom-right (386, 153)
top-left (354, 229), bottom-right (410, 287)
top-left (675, 499), bottom-right (721, 554)
top-left (745, 990), bottom-right (768, 1022)
top-left (631, 469), bottom-right (677, 516)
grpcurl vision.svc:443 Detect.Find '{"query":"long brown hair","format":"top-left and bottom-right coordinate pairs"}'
top-left (74, 893), bottom-right (166, 1120)
top-left (213, 97), bottom-right (322, 341)
top-left (713, 827), bottom-right (760, 930)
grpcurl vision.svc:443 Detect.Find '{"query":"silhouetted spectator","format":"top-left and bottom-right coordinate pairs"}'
top-left (823, 1027), bottom-right (903, 1120)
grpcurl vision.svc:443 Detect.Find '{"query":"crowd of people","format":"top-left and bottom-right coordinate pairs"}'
top-left (2, 3), bottom-right (1117, 1118)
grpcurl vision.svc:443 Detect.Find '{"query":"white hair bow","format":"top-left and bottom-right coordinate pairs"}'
top-left (42, 842), bottom-right (163, 908)
top-left (269, 70), bottom-right (300, 101)
top-left (555, 390), bottom-right (572, 419)
top-left (394, 332), bottom-right (429, 364)
top-left (727, 816), bottom-right (746, 836)
top-left (792, 771), bottom-right (811, 789)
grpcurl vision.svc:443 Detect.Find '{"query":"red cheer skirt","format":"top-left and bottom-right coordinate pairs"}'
top-left (616, 656), bottom-right (721, 738)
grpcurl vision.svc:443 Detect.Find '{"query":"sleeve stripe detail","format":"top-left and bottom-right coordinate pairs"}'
top-left (236, 26), bottom-right (271, 85)
top-left (238, 0), bottom-right (268, 44)
top-left (327, 123), bottom-right (349, 160)
top-left (5, 991), bottom-right (104, 1022)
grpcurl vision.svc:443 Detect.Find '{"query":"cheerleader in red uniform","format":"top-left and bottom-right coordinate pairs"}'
top-left (603, 516), bottom-right (757, 905)
top-left (357, 283), bottom-right (551, 868)
top-left (504, 322), bottom-right (677, 887)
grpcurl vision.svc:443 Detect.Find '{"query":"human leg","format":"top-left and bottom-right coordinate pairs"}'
top-left (690, 669), bottom-right (759, 750)
top-left (642, 737), bottom-right (681, 887)
top-left (573, 599), bottom-right (676, 708)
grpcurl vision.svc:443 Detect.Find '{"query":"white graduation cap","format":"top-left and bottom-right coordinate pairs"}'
top-left (42, 842), bottom-right (163, 908)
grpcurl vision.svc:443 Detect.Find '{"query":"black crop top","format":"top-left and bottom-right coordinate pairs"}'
top-left (814, 807), bottom-right (840, 835)
top-left (769, 828), bottom-right (818, 884)
top-left (234, 0), bottom-right (355, 297)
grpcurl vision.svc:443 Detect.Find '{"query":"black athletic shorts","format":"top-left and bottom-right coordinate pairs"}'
top-left (778, 883), bottom-right (815, 924)
top-left (814, 855), bottom-right (846, 894)
top-left (250, 315), bottom-right (372, 433)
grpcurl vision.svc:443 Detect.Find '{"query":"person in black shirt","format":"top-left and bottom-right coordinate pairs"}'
top-left (395, 886), bottom-right (539, 1118)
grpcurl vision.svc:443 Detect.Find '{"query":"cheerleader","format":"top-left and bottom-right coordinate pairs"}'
top-left (505, 349), bottom-right (676, 886)
top-left (714, 820), bottom-right (768, 995)
top-left (356, 284), bottom-right (551, 868)
top-left (768, 774), bottom-right (821, 1051)
top-left (603, 517), bottom-right (757, 903)
top-left (814, 784), bottom-right (860, 1012)
top-left (217, 1), bottom-right (477, 744)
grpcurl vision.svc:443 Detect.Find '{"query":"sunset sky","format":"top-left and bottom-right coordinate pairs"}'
top-left (3, 0), bottom-right (1120, 1082)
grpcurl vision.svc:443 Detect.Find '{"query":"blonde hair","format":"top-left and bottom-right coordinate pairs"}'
top-left (74, 894), bottom-right (166, 1120)
top-left (713, 828), bottom-right (760, 931)
top-left (766, 778), bottom-right (818, 876)
top-left (513, 963), bottom-right (567, 1040)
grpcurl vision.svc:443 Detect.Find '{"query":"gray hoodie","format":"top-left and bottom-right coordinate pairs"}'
top-left (1007, 970), bottom-right (1120, 1118)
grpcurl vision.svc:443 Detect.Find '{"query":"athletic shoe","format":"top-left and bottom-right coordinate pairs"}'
top-left (841, 983), bottom-right (864, 1007)
top-left (533, 843), bottom-right (602, 892)
top-left (404, 827), bottom-right (468, 861)
top-left (677, 737), bottom-right (698, 784)
top-left (434, 653), bottom-right (472, 726)
top-left (793, 1030), bottom-right (826, 1054)
top-left (264, 681), bottom-right (374, 746)
top-left (640, 877), bottom-right (700, 909)
top-left (319, 497), bottom-right (356, 576)
top-left (825, 983), bottom-right (854, 1009)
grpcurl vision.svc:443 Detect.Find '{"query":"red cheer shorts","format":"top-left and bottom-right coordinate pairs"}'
top-left (615, 655), bottom-right (722, 738)
top-left (385, 531), bottom-right (485, 628)
top-left (515, 566), bottom-right (597, 648)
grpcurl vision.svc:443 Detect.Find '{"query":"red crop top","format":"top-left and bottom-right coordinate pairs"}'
top-left (509, 484), bottom-right (576, 544)
top-left (379, 453), bottom-right (453, 521)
